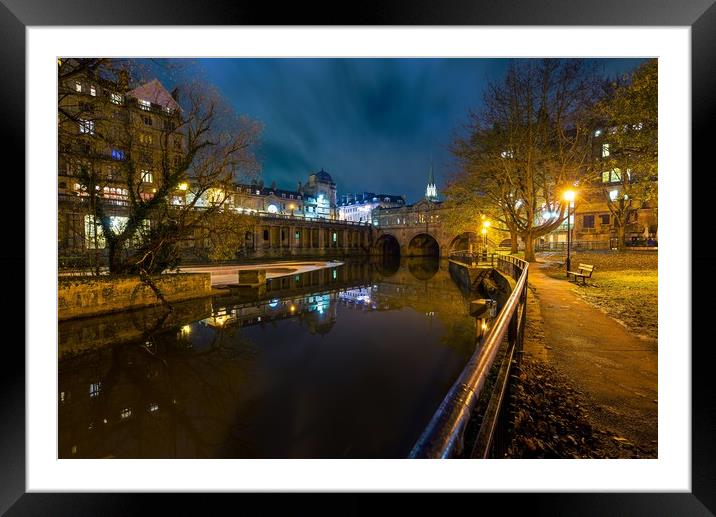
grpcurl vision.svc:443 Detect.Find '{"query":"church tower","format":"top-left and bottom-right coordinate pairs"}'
top-left (425, 161), bottom-right (438, 201)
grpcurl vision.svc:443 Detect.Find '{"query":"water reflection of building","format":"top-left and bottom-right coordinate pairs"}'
top-left (58, 257), bottom-right (481, 458)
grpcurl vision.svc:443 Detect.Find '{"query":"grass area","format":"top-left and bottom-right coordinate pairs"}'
top-left (540, 251), bottom-right (658, 340)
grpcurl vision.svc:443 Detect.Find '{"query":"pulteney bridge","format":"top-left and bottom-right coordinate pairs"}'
top-left (371, 199), bottom-right (483, 258)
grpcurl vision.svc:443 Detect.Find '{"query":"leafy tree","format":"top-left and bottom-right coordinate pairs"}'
top-left (593, 59), bottom-right (657, 249)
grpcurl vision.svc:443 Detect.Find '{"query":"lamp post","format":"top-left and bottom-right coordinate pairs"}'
top-left (563, 190), bottom-right (576, 274)
top-left (481, 219), bottom-right (491, 262)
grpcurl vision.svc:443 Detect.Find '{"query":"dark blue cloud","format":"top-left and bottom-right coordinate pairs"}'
top-left (157, 58), bottom-right (647, 203)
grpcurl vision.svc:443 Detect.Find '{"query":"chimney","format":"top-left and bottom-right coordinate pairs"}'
top-left (170, 87), bottom-right (179, 100)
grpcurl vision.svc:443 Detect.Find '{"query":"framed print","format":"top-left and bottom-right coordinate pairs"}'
top-left (3, 0), bottom-right (715, 513)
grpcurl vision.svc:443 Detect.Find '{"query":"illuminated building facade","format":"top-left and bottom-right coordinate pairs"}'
top-left (337, 192), bottom-right (406, 224)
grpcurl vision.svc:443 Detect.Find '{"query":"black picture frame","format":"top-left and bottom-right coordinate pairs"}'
top-left (3, 0), bottom-right (713, 514)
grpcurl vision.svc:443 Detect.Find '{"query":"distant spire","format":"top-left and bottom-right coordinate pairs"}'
top-left (425, 157), bottom-right (438, 201)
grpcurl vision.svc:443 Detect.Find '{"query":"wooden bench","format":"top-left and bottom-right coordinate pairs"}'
top-left (567, 263), bottom-right (595, 284)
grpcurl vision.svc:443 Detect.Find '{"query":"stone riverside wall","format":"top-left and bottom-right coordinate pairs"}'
top-left (58, 273), bottom-right (212, 320)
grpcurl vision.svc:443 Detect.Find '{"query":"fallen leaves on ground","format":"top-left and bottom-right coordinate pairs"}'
top-left (505, 356), bottom-right (656, 459)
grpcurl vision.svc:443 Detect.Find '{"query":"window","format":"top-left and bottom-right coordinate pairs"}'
top-left (85, 215), bottom-right (106, 249)
top-left (107, 165), bottom-right (118, 180)
top-left (120, 408), bottom-right (132, 420)
top-left (582, 215), bottom-right (595, 229)
top-left (139, 133), bottom-right (153, 145)
top-left (602, 169), bottom-right (622, 183)
top-left (173, 156), bottom-right (181, 167)
top-left (263, 229), bottom-right (269, 240)
top-left (89, 382), bottom-right (101, 398)
top-left (78, 119), bottom-right (95, 135)
top-left (75, 81), bottom-right (82, 92)
top-left (281, 193), bottom-right (286, 198)
top-left (142, 115), bottom-right (152, 126)
top-left (110, 92), bottom-right (123, 105)
top-left (609, 189), bottom-right (619, 201)
top-left (173, 138), bottom-right (182, 150)
top-left (594, 129), bottom-right (602, 137)
top-left (500, 150), bottom-right (514, 158)
top-left (89, 85), bottom-right (96, 96)
top-left (141, 169), bottom-right (153, 183)
top-left (600, 214), bottom-right (611, 225)
top-left (139, 99), bottom-right (151, 111)
top-left (601, 143), bottom-right (610, 157)
top-left (111, 149), bottom-right (125, 160)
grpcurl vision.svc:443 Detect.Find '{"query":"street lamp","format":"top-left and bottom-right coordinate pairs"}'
top-left (481, 219), bottom-right (491, 261)
top-left (563, 190), bottom-right (576, 274)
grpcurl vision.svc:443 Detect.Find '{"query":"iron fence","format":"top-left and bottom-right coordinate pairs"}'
top-left (409, 253), bottom-right (528, 458)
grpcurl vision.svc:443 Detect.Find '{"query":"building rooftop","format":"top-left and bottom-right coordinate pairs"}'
top-left (127, 79), bottom-right (182, 112)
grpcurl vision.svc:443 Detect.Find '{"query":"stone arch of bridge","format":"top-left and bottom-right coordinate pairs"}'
top-left (407, 233), bottom-right (440, 257)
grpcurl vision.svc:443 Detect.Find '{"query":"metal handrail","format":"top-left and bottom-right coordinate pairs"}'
top-left (409, 254), bottom-right (528, 458)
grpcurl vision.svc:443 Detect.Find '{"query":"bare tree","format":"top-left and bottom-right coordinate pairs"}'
top-left (58, 59), bottom-right (262, 280)
top-left (449, 60), bottom-right (598, 261)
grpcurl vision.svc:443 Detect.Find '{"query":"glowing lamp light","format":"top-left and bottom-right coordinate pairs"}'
top-left (178, 182), bottom-right (188, 191)
top-left (563, 190), bottom-right (576, 202)
top-left (482, 220), bottom-right (491, 228)
top-left (481, 228), bottom-right (487, 235)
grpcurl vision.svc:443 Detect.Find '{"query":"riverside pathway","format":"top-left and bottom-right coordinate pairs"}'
top-left (525, 262), bottom-right (658, 450)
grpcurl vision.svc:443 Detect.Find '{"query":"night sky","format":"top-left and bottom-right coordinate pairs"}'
top-left (158, 58), bottom-right (647, 203)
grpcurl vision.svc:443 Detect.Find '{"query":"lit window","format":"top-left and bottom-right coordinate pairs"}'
top-left (110, 93), bottom-right (123, 105)
top-left (139, 99), bottom-right (151, 111)
top-left (601, 143), bottom-right (610, 158)
top-left (89, 382), bottom-right (101, 398)
top-left (139, 133), bottom-right (153, 145)
top-left (267, 204), bottom-right (278, 214)
top-left (78, 119), bottom-right (95, 135)
top-left (609, 189), bottom-right (619, 201)
top-left (332, 232), bottom-right (337, 242)
top-left (75, 81), bottom-right (82, 92)
top-left (500, 150), bottom-right (514, 158)
top-left (602, 171), bottom-right (611, 183)
top-left (142, 115), bottom-right (152, 126)
top-left (111, 149), bottom-right (125, 160)
top-left (633, 122), bottom-right (643, 130)
top-left (148, 403), bottom-right (159, 413)
top-left (120, 407), bottom-right (132, 420)
top-left (85, 215), bottom-right (106, 249)
top-left (141, 169), bottom-right (153, 183)
top-left (89, 85), bottom-right (96, 96)
top-left (594, 129), bottom-right (602, 137)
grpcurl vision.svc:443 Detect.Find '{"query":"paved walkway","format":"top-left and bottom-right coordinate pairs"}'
top-left (526, 262), bottom-right (658, 449)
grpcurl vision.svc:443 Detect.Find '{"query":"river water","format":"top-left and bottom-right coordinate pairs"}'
top-left (58, 257), bottom-right (480, 458)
